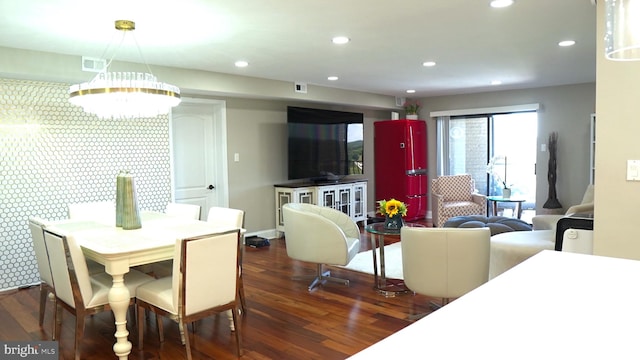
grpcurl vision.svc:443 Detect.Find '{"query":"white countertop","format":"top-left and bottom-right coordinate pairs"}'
top-left (348, 250), bottom-right (640, 359)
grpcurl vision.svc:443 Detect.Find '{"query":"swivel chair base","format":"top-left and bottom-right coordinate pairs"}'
top-left (293, 264), bottom-right (350, 291)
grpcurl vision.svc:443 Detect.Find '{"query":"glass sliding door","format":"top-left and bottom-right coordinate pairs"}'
top-left (438, 111), bottom-right (538, 219)
top-left (490, 112), bottom-right (537, 207)
top-left (447, 116), bottom-right (489, 193)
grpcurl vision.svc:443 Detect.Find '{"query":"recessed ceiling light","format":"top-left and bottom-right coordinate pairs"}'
top-left (327, 76), bottom-right (339, 81)
top-left (422, 61), bottom-right (436, 67)
top-left (491, 80), bottom-right (503, 85)
top-left (234, 60), bottom-right (249, 67)
top-left (406, 89), bottom-right (416, 94)
top-left (332, 36), bottom-right (350, 45)
top-left (490, 0), bottom-right (514, 8)
top-left (558, 40), bottom-right (576, 47)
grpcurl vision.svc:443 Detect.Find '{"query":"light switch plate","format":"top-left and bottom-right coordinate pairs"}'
top-left (626, 160), bottom-right (640, 181)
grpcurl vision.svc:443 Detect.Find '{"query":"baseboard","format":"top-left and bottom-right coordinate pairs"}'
top-left (246, 229), bottom-right (279, 240)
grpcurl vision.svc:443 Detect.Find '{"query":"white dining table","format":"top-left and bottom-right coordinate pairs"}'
top-left (348, 250), bottom-right (640, 359)
top-left (47, 211), bottom-right (241, 360)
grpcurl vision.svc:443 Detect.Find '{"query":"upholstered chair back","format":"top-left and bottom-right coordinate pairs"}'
top-left (401, 227), bottom-right (490, 300)
top-left (29, 217), bottom-right (54, 287)
top-left (165, 203), bottom-right (201, 220)
top-left (67, 201), bottom-right (116, 223)
top-left (174, 231), bottom-right (240, 316)
top-left (206, 206), bottom-right (244, 229)
top-left (432, 174), bottom-right (475, 202)
top-left (43, 231), bottom-right (93, 309)
top-left (282, 202), bottom-right (360, 265)
top-left (431, 174), bottom-right (486, 227)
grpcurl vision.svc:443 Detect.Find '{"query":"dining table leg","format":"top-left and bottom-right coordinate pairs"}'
top-left (106, 269), bottom-right (133, 360)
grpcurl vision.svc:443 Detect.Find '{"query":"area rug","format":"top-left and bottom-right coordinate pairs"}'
top-left (339, 242), bottom-right (404, 279)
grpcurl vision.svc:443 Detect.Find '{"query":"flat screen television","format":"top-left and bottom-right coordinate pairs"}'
top-left (287, 106), bottom-right (364, 182)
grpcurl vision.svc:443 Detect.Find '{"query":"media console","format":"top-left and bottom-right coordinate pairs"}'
top-left (274, 179), bottom-right (367, 234)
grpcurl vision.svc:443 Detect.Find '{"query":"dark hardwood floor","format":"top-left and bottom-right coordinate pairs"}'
top-left (0, 220), bottom-right (437, 359)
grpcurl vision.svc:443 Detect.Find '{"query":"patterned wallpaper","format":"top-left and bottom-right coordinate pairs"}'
top-left (0, 78), bottom-right (172, 290)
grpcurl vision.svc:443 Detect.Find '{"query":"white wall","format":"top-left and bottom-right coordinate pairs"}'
top-left (593, 2), bottom-right (640, 259)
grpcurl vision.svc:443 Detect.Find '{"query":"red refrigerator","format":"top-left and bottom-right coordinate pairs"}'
top-left (374, 119), bottom-right (428, 221)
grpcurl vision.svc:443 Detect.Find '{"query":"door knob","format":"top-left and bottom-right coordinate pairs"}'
top-left (207, 185), bottom-right (215, 190)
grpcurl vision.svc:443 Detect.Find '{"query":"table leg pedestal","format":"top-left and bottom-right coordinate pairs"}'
top-left (370, 234), bottom-right (409, 297)
top-left (107, 272), bottom-right (132, 360)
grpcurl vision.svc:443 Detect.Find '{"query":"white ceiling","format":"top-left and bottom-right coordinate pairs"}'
top-left (0, 0), bottom-right (597, 98)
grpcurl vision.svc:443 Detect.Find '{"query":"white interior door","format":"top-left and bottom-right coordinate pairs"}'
top-left (170, 98), bottom-right (228, 220)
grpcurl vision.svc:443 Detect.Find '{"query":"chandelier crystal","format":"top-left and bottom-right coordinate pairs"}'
top-left (69, 20), bottom-right (181, 119)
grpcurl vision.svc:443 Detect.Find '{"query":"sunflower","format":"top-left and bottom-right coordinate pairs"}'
top-left (377, 198), bottom-right (408, 217)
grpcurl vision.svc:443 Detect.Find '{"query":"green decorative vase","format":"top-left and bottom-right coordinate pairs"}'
top-left (384, 214), bottom-right (404, 230)
top-left (115, 171), bottom-right (141, 230)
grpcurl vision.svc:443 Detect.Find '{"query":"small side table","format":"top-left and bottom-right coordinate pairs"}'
top-left (364, 222), bottom-right (426, 297)
top-left (486, 196), bottom-right (526, 219)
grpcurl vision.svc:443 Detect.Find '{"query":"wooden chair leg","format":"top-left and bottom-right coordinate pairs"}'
top-left (38, 286), bottom-right (47, 327)
top-left (178, 320), bottom-right (186, 345)
top-left (238, 278), bottom-right (247, 314)
top-left (50, 293), bottom-right (57, 341)
top-left (137, 306), bottom-right (144, 350)
top-left (157, 314), bottom-right (164, 343)
top-left (183, 321), bottom-right (193, 360)
top-left (232, 306), bottom-right (243, 357)
top-left (55, 303), bottom-right (63, 343)
top-left (74, 314), bottom-right (85, 360)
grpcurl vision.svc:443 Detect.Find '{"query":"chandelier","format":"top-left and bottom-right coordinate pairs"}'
top-left (69, 20), bottom-right (181, 119)
top-left (605, 0), bottom-right (640, 61)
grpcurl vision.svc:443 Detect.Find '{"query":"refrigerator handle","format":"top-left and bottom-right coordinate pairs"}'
top-left (406, 169), bottom-right (427, 176)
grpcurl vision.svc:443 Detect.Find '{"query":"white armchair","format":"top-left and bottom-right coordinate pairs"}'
top-left (401, 227), bottom-right (490, 317)
top-left (282, 203), bottom-right (360, 291)
top-left (532, 184), bottom-right (594, 231)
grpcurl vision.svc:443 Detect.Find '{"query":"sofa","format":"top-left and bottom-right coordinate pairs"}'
top-left (489, 185), bottom-right (594, 279)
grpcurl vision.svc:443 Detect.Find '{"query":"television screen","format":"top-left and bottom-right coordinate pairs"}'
top-left (287, 106), bottom-right (363, 182)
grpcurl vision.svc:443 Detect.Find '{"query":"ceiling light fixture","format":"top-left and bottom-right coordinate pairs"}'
top-left (491, 80), bottom-right (503, 85)
top-left (332, 36), bottom-right (350, 45)
top-left (422, 61), bottom-right (436, 67)
top-left (327, 76), bottom-right (339, 81)
top-left (235, 60), bottom-right (249, 68)
top-left (558, 40), bottom-right (576, 47)
top-left (406, 89), bottom-right (416, 94)
top-left (605, 0), bottom-right (640, 60)
top-left (490, 0), bottom-right (514, 8)
top-left (69, 20), bottom-right (181, 119)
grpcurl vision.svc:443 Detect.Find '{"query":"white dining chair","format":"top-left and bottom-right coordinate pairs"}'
top-left (165, 202), bottom-right (201, 220)
top-left (43, 229), bottom-right (154, 360)
top-left (148, 203), bottom-right (203, 277)
top-left (29, 215), bottom-right (109, 338)
top-left (28, 217), bottom-right (57, 339)
top-left (207, 206), bottom-right (247, 317)
top-left (67, 201), bottom-right (116, 223)
top-left (136, 230), bottom-right (243, 360)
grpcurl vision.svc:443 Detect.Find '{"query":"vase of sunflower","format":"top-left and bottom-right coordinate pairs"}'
top-left (377, 198), bottom-right (408, 230)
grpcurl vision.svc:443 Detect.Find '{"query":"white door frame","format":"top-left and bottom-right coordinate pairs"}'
top-left (169, 97), bottom-right (229, 209)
